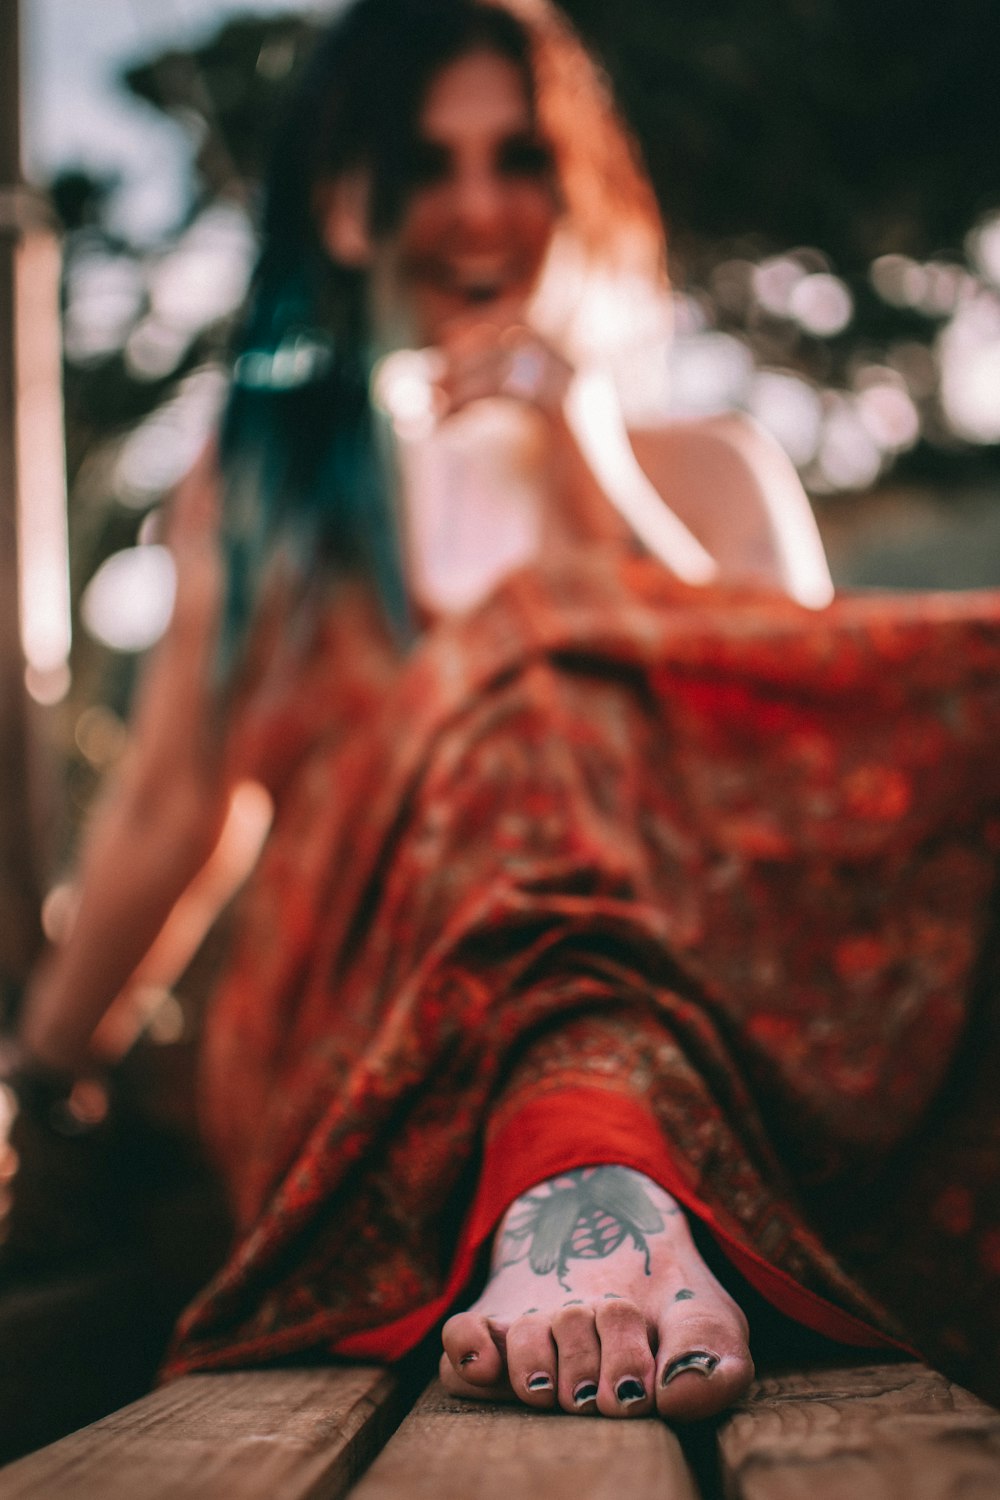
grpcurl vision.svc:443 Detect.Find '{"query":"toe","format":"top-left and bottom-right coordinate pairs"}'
top-left (438, 1350), bottom-right (513, 1403)
top-left (594, 1299), bottom-right (656, 1418)
top-left (442, 1310), bottom-right (505, 1387)
top-left (551, 1304), bottom-right (601, 1413)
top-left (655, 1305), bottom-right (754, 1422)
top-left (505, 1314), bottom-right (558, 1408)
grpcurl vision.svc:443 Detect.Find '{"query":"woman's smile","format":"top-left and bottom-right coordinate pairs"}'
top-left (392, 50), bottom-right (560, 338)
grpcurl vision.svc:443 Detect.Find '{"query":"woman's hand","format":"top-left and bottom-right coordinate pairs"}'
top-left (432, 301), bottom-right (573, 421)
top-left (422, 299), bottom-right (719, 587)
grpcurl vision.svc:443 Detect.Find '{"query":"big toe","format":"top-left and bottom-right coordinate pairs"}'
top-left (655, 1308), bottom-right (754, 1422)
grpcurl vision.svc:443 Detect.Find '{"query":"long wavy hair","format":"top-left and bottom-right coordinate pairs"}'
top-left (216, 0), bottom-right (664, 684)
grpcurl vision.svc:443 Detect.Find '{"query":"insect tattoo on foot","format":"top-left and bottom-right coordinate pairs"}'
top-left (500, 1168), bottom-right (666, 1291)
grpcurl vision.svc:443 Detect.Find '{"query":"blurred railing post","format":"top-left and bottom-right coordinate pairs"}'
top-left (0, 0), bottom-right (57, 1012)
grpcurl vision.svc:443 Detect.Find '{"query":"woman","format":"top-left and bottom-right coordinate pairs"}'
top-left (14, 0), bottom-right (1000, 1422)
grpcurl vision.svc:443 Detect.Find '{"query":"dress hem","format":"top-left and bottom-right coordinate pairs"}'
top-left (333, 1086), bottom-right (914, 1361)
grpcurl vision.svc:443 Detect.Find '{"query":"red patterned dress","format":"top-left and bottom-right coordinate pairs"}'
top-left (163, 550), bottom-right (1000, 1403)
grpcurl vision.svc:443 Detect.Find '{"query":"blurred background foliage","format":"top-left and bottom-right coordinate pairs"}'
top-left (45, 0), bottom-right (1000, 840)
top-left (577, 0), bottom-right (1000, 267)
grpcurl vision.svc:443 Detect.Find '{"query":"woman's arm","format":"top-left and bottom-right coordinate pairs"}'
top-left (18, 459), bottom-right (231, 1075)
top-left (628, 413), bottom-right (834, 608)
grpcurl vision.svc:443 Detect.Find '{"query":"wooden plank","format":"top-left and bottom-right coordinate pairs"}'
top-left (347, 1378), bottom-right (700, 1500)
top-left (0, 1366), bottom-right (402, 1500)
top-left (718, 1360), bottom-right (1000, 1500)
top-left (0, 1262), bottom-right (184, 1465)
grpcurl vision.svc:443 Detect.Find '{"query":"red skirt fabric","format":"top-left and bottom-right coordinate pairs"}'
top-left (164, 552), bottom-right (1000, 1401)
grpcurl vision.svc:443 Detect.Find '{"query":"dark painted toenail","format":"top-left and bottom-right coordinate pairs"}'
top-left (459, 1352), bottom-right (478, 1367)
top-left (573, 1381), bottom-right (599, 1406)
top-left (526, 1372), bottom-right (553, 1391)
top-left (615, 1378), bottom-right (646, 1405)
top-left (662, 1351), bottom-right (719, 1386)
top-left (674, 1289), bottom-right (695, 1301)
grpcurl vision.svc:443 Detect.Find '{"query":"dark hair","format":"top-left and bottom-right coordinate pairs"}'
top-left (216, 0), bottom-right (663, 684)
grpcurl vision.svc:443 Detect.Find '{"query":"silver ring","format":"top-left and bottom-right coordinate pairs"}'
top-left (502, 345), bottom-right (546, 401)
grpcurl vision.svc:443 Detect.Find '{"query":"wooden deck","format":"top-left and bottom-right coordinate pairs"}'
top-left (2, 1359), bottom-right (998, 1500)
top-left (4, 1035), bottom-right (999, 1498)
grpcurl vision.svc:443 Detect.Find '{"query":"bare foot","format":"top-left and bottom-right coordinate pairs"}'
top-left (440, 1166), bottom-right (753, 1420)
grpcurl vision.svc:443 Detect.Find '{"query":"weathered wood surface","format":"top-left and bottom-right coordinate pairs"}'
top-left (0, 1366), bottom-right (401, 1500)
top-left (718, 1361), bottom-right (1000, 1500)
top-left (346, 1377), bottom-right (700, 1500)
top-left (5, 1358), bottom-right (1000, 1500)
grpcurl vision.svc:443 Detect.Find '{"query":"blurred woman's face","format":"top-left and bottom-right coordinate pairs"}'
top-left (391, 49), bottom-right (560, 343)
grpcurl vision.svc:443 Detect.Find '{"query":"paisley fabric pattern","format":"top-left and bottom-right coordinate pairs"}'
top-left (164, 551), bottom-right (1000, 1402)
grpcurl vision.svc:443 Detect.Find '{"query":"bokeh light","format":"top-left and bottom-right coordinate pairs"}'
top-left (74, 704), bottom-right (128, 769)
top-left (787, 274), bottom-right (853, 337)
top-left (870, 254), bottom-right (929, 310)
top-left (813, 397), bottom-right (884, 493)
top-left (63, 248), bottom-right (145, 364)
top-left (937, 290), bottom-right (1000, 444)
top-left (967, 212), bottom-right (1000, 287)
top-left (747, 371), bottom-right (823, 468)
top-left (115, 366), bottom-right (226, 506)
top-left (146, 203), bottom-right (255, 338)
top-left (664, 222), bottom-right (1000, 493)
top-left (666, 330), bottom-right (754, 417)
top-left (853, 374), bottom-right (921, 454)
top-left (80, 544), bottom-right (176, 653)
top-left (752, 255), bottom-right (808, 318)
top-left (40, 881), bottom-right (78, 943)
